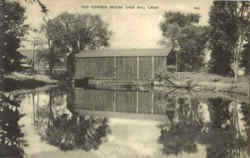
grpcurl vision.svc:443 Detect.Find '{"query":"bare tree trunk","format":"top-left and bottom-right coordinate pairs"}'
top-left (233, 30), bottom-right (244, 82)
top-left (48, 91), bottom-right (55, 126)
top-left (49, 63), bottom-right (53, 75)
top-left (0, 72), bottom-right (3, 87)
top-left (37, 61), bottom-right (40, 73)
top-left (0, 57), bottom-right (4, 86)
top-left (32, 43), bottom-right (36, 73)
top-left (176, 52), bottom-right (179, 80)
top-left (233, 49), bottom-right (238, 82)
top-left (248, 55), bottom-right (250, 101)
top-left (48, 39), bottom-right (54, 75)
top-left (32, 91), bottom-right (36, 125)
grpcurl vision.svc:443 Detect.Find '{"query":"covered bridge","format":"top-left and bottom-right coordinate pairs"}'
top-left (71, 48), bottom-right (171, 83)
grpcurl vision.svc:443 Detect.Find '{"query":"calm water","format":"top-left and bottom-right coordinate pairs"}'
top-left (0, 87), bottom-right (249, 158)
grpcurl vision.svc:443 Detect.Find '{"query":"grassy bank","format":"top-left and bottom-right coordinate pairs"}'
top-left (0, 72), bottom-right (58, 92)
top-left (0, 71), bottom-right (248, 100)
top-left (164, 71), bottom-right (248, 97)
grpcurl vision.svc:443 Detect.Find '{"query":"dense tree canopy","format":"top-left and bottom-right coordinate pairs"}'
top-left (0, 94), bottom-right (27, 158)
top-left (0, 0), bottom-right (28, 74)
top-left (160, 11), bottom-right (209, 72)
top-left (240, 42), bottom-right (250, 74)
top-left (208, 1), bottom-right (250, 76)
top-left (40, 12), bottom-right (112, 74)
top-left (240, 22), bottom-right (250, 74)
top-left (42, 12), bottom-right (112, 53)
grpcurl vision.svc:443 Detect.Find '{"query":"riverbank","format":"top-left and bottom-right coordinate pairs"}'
top-left (159, 71), bottom-right (249, 97)
top-left (0, 71), bottom-right (248, 101)
top-left (0, 72), bottom-right (58, 93)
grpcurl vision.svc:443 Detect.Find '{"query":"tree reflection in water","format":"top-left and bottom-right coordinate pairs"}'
top-left (159, 96), bottom-right (204, 155)
top-left (40, 113), bottom-right (111, 151)
top-left (35, 88), bottom-right (111, 152)
top-left (159, 96), bottom-right (249, 158)
top-left (203, 98), bottom-right (248, 158)
top-left (0, 93), bottom-right (27, 158)
top-left (240, 102), bottom-right (248, 133)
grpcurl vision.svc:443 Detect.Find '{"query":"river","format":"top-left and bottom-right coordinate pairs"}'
top-left (0, 86), bottom-right (249, 158)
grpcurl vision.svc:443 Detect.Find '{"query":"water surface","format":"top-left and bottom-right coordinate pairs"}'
top-left (0, 87), bottom-right (248, 158)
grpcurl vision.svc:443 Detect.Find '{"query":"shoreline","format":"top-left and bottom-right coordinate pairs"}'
top-left (0, 72), bottom-right (248, 103)
top-left (0, 72), bottom-right (59, 94)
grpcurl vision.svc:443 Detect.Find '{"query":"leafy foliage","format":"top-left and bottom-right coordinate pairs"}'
top-left (0, 1), bottom-right (28, 74)
top-left (42, 12), bottom-right (112, 53)
top-left (36, 48), bottom-right (65, 73)
top-left (240, 38), bottom-right (250, 74)
top-left (208, 1), bottom-right (250, 76)
top-left (160, 11), bottom-right (209, 71)
top-left (40, 12), bottom-right (112, 74)
top-left (0, 93), bottom-right (27, 158)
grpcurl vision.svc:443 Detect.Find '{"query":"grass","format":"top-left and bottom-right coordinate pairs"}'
top-left (158, 70), bottom-right (249, 97)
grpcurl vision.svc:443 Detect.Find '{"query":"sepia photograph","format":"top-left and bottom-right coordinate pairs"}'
top-left (0, 0), bottom-right (249, 158)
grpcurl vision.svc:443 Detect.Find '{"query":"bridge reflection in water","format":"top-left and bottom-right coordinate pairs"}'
top-left (68, 88), bottom-right (171, 121)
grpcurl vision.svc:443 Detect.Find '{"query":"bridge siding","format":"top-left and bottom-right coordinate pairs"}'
top-left (74, 55), bottom-right (166, 81)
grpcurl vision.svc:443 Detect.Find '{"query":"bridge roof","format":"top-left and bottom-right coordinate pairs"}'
top-left (75, 48), bottom-right (172, 58)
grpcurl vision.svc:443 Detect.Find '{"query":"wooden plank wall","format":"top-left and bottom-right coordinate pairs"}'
top-left (74, 55), bottom-right (166, 81)
top-left (155, 56), bottom-right (167, 74)
top-left (74, 57), bottom-right (114, 79)
top-left (116, 57), bottom-right (137, 81)
top-left (139, 56), bottom-right (153, 80)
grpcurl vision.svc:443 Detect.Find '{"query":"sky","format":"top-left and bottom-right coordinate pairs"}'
top-left (20, 0), bottom-right (213, 49)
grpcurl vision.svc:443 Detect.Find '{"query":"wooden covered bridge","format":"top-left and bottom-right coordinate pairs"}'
top-left (69, 48), bottom-right (171, 86)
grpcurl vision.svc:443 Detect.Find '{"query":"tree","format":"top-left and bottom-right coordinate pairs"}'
top-left (36, 47), bottom-right (66, 74)
top-left (0, 94), bottom-right (27, 158)
top-left (240, 22), bottom-right (250, 74)
top-left (209, 1), bottom-right (250, 77)
top-left (0, 0), bottom-right (28, 76)
top-left (231, 2), bottom-right (249, 80)
top-left (159, 11), bottom-right (209, 75)
top-left (41, 12), bottom-right (112, 74)
top-left (177, 25), bottom-right (209, 71)
top-left (240, 42), bottom-right (250, 74)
